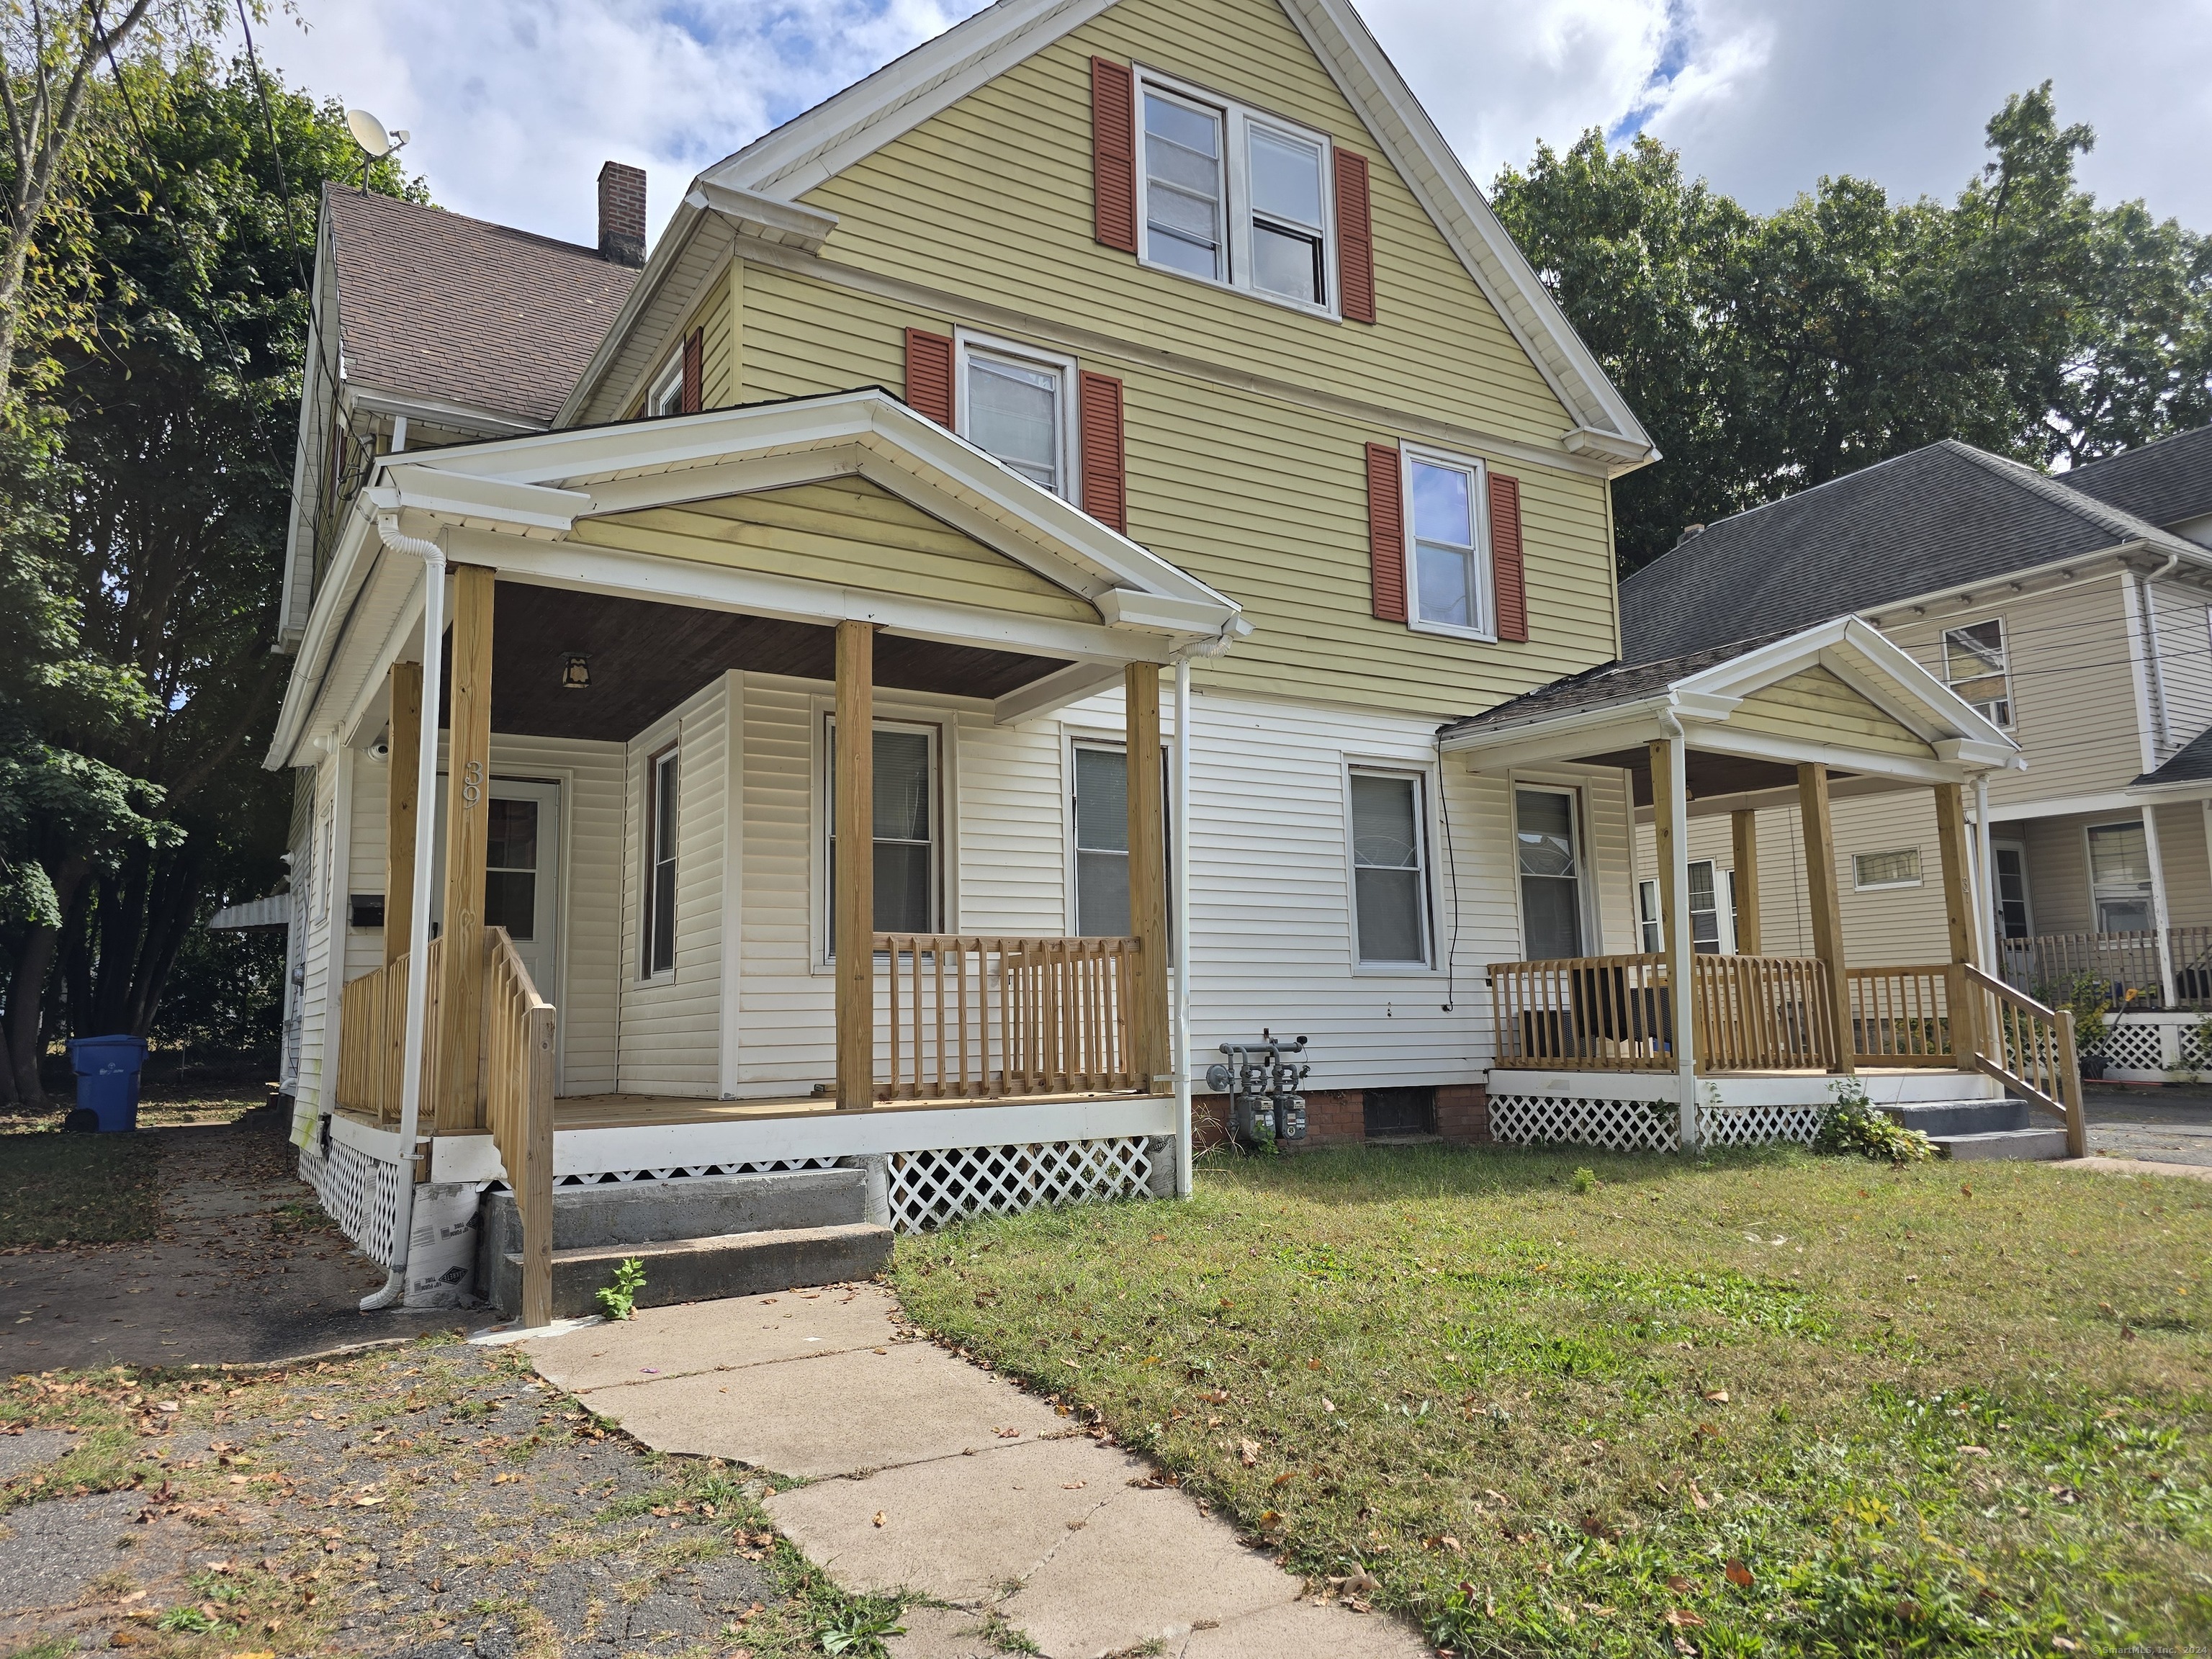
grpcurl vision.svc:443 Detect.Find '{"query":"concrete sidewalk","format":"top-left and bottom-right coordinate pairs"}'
top-left (524, 1285), bottom-right (1426, 1659)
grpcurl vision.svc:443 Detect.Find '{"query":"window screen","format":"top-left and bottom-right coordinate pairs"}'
top-left (1351, 771), bottom-right (1427, 964)
top-left (965, 352), bottom-right (1061, 493)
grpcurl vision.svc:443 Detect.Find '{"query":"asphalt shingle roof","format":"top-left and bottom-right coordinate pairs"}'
top-left (2134, 723), bottom-right (2212, 788)
top-left (2062, 424), bottom-right (2212, 534)
top-left (1619, 439), bottom-right (2188, 662)
top-left (325, 186), bottom-right (637, 428)
top-left (1435, 631), bottom-right (1793, 743)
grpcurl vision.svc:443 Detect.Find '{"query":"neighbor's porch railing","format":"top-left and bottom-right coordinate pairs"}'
top-left (876, 933), bottom-right (1142, 1100)
top-left (2000, 925), bottom-right (2212, 1009)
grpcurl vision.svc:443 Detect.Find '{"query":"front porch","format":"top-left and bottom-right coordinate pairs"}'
top-left (1442, 619), bottom-right (2087, 1158)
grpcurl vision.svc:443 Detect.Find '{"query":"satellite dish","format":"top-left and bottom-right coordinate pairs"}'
top-left (346, 108), bottom-right (395, 158)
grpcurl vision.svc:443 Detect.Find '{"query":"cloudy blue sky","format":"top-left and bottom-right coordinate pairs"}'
top-left (244, 0), bottom-right (2212, 251)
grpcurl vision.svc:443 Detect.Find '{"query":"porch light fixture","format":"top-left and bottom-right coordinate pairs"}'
top-left (562, 652), bottom-right (591, 690)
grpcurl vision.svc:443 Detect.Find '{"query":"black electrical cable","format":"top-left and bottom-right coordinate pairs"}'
top-left (1438, 758), bottom-right (1461, 1011)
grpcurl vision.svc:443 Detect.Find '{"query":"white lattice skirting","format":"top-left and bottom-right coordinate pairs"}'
top-left (1489, 1094), bottom-right (1681, 1153)
top-left (888, 1137), bottom-right (1152, 1233)
top-left (1703, 1104), bottom-right (1825, 1148)
top-left (544, 1157), bottom-right (836, 1192)
top-left (299, 1139), bottom-right (405, 1265)
top-left (2095, 1020), bottom-right (2165, 1074)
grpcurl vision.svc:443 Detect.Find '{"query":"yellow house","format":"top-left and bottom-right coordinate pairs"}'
top-left (264, 0), bottom-right (2049, 1323)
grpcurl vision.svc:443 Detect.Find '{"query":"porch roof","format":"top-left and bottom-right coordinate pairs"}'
top-left (1439, 616), bottom-right (2022, 811)
top-left (269, 388), bottom-right (1246, 767)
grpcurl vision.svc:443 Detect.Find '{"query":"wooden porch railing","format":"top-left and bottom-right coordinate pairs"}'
top-left (2000, 926), bottom-right (2212, 1009)
top-left (1694, 954), bottom-right (1838, 1071)
top-left (1845, 965), bottom-right (1958, 1066)
top-left (484, 927), bottom-right (555, 1329)
top-left (875, 933), bottom-right (1141, 1099)
top-left (335, 936), bottom-right (444, 1125)
top-left (1961, 964), bottom-right (2087, 1157)
top-left (1488, 954), bottom-right (1675, 1071)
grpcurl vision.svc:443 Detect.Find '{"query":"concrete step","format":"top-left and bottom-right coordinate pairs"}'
top-left (492, 1221), bottom-right (895, 1319)
top-left (1883, 1100), bottom-right (2031, 1138)
top-left (1926, 1127), bottom-right (2071, 1162)
top-left (486, 1166), bottom-right (868, 1255)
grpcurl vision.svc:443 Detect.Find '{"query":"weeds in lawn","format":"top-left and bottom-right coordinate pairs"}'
top-left (893, 1143), bottom-right (2211, 1654)
top-left (816, 1596), bottom-right (908, 1654)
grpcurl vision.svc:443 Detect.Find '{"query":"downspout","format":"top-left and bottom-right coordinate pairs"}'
top-left (1172, 655), bottom-right (1193, 1199)
top-left (2137, 554), bottom-right (2182, 758)
top-left (1973, 775), bottom-right (1999, 974)
top-left (361, 515), bottom-right (446, 1312)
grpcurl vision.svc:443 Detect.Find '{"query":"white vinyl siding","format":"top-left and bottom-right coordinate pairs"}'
top-left (1349, 769), bottom-right (1431, 966)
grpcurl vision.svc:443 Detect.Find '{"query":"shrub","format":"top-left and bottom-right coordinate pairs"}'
top-left (1814, 1079), bottom-right (1935, 1164)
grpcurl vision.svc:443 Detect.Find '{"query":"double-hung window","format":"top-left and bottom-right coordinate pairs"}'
top-left (1136, 70), bottom-right (1336, 317)
top-left (1406, 447), bottom-right (1492, 637)
top-left (1071, 741), bottom-right (1169, 937)
top-left (1349, 769), bottom-right (1431, 966)
top-left (2086, 820), bottom-right (2152, 934)
top-left (1942, 618), bottom-right (2012, 727)
top-left (644, 747), bottom-right (678, 977)
top-left (825, 719), bottom-right (939, 948)
top-left (1515, 787), bottom-right (1583, 959)
top-left (955, 332), bottom-right (1078, 503)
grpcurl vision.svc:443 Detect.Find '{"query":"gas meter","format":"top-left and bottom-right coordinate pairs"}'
top-left (1207, 1033), bottom-right (1310, 1148)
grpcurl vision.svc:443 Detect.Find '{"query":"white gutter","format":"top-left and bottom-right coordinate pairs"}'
top-left (360, 517), bottom-right (446, 1312)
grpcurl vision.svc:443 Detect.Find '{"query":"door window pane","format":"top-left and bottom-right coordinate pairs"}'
top-left (485, 799), bottom-right (539, 941)
top-left (1143, 92), bottom-right (1224, 279)
top-left (1074, 745), bottom-right (1130, 938)
top-left (1410, 459), bottom-right (1481, 630)
top-left (1516, 788), bottom-right (1582, 959)
top-left (1352, 773), bottom-right (1426, 964)
top-left (647, 754), bottom-right (678, 975)
top-left (966, 354), bottom-right (1060, 493)
top-left (1993, 847), bottom-right (2031, 940)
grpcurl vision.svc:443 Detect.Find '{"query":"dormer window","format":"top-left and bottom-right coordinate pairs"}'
top-left (1134, 68), bottom-right (1337, 319)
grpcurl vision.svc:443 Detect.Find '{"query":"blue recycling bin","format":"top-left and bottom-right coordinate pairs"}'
top-left (68, 1035), bottom-right (148, 1132)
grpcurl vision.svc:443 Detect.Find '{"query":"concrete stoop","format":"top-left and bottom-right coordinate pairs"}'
top-left (479, 1166), bottom-right (892, 1318)
top-left (1882, 1100), bottom-right (2069, 1161)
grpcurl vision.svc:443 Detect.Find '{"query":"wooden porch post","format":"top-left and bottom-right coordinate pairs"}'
top-left (1797, 762), bottom-right (1855, 1076)
top-left (1933, 782), bottom-right (1983, 1071)
top-left (384, 661), bottom-right (423, 968)
top-left (1125, 662), bottom-right (1169, 1087)
top-left (835, 620), bottom-right (875, 1110)
top-left (1649, 737), bottom-right (1698, 1146)
top-left (435, 565), bottom-right (497, 1134)
top-left (1730, 809), bottom-right (1761, 956)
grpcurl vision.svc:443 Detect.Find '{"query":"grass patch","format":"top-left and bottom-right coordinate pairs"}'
top-left (0, 1129), bottom-right (161, 1246)
top-left (891, 1143), bottom-right (2212, 1655)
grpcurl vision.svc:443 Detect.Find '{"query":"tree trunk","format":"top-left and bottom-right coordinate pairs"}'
top-left (7, 854), bottom-right (89, 1107)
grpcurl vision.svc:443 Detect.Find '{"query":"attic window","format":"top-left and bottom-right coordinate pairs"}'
top-left (647, 349), bottom-right (684, 418)
top-left (1941, 618), bottom-right (2012, 728)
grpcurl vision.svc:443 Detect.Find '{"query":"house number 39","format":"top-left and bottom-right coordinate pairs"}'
top-left (461, 759), bottom-right (483, 808)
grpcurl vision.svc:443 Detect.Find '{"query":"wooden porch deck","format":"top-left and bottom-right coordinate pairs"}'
top-left (548, 1089), bottom-right (1165, 1130)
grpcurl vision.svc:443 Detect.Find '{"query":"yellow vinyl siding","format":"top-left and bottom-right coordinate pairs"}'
top-left (798, 0), bottom-right (1570, 448)
top-left (1730, 667), bottom-right (1935, 759)
top-left (734, 263), bottom-right (1617, 716)
top-left (570, 477), bottom-right (1100, 624)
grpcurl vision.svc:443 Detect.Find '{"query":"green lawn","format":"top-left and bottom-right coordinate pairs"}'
top-left (891, 1145), bottom-right (2212, 1655)
top-left (0, 1128), bottom-right (161, 1247)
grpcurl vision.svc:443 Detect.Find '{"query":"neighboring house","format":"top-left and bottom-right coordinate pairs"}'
top-left (1620, 428), bottom-right (2212, 1076)
top-left (266, 0), bottom-right (2024, 1316)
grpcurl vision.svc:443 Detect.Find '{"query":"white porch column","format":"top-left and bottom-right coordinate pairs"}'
top-left (1973, 776), bottom-right (1999, 974)
top-left (1650, 733), bottom-right (1699, 1151)
top-left (2141, 804), bottom-right (2177, 1007)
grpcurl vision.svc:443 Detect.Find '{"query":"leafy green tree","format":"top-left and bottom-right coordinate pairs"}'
top-left (1494, 84), bottom-right (2212, 572)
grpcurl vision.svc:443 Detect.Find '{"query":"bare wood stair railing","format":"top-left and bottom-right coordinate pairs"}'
top-left (483, 927), bottom-right (556, 1328)
top-left (875, 933), bottom-right (1141, 1100)
top-left (1961, 964), bottom-right (2087, 1158)
top-left (335, 936), bottom-right (444, 1125)
top-left (1845, 965), bottom-right (1957, 1066)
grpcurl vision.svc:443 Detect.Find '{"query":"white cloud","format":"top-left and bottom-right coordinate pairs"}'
top-left (242, 0), bottom-right (2212, 252)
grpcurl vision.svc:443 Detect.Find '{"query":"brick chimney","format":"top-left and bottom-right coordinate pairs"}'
top-left (597, 161), bottom-right (647, 267)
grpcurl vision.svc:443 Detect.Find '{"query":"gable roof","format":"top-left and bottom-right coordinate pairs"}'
top-left (2134, 721), bottom-right (2212, 790)
top-left (564, 0), bottom-right (1650, 457)
top-left (325, 186), bottom-right (638, 429)
top-left (2062, 423), bottom-right (2212, 533)
top-left (1621, 439), bottom-right (2205, 662)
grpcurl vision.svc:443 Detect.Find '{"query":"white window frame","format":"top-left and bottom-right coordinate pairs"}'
top-left (2084, 819), bottom-right (2154, 935)
top-left (1941, 616), bottom-right (2013, 729)
top-left (1851, 848), bottom-right (1923, 892)
top-left (951, 328), bottom-right (1082, 505)
top-left (1637, 862), bottom-right (1738, 954)
top-left (1401, 443), bottom-right (1496, 642)
top-left (1132, 65), bottom-right (1341, 323)
top-left (645, 346), bottom-right (685, 418)
top-left (642, 745), bottom-right (680, 981)
top-left (818, 713), bottom-right (944, 966)
top-left (1344, 763), bottom-right (1437, 974)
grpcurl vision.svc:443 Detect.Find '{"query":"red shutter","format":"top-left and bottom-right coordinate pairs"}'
top-left (680, 328), bottom-right (703, 413)
top-left (904, 327), bottom-right (955, 427)
top-left (1334, 150), bottom-right (1375, 323)
top-left (1365, 441), bottom-right (1406, 623)
top-left (1079, 370), bottom-right (1127, 534)
top-left (1091, 57), bottom-right (1138, 254)
top-left (1490, 470), bottom-right (1527, 642)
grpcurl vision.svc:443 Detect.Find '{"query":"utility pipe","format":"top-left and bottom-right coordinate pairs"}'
top-left (1172, 655), bottom-right (1193, 1199)
top-left (361, 516), bottom-right (446, 1312)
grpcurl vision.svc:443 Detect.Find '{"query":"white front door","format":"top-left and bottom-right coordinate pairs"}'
top-left (432, 776), bottom-right (562, 999)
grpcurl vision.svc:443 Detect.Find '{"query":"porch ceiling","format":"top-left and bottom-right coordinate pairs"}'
top-left (1581, 746), bottom-right (1857, 809)
top-left (433, 583), bottom-right (1067, 742)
